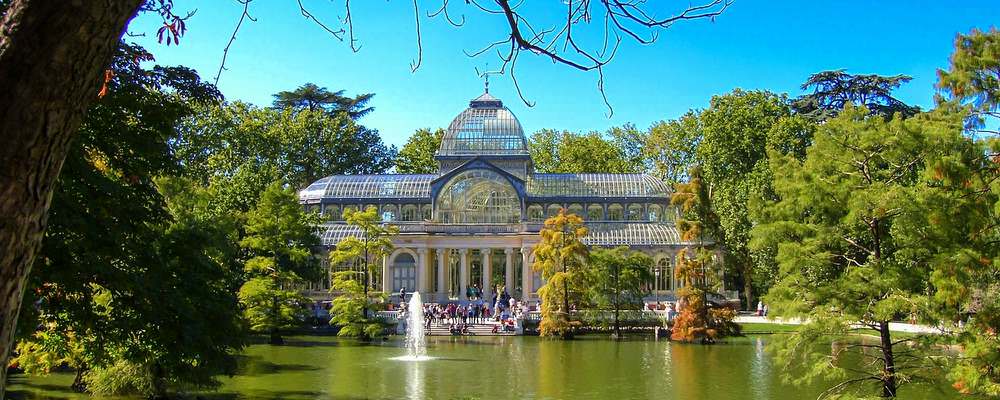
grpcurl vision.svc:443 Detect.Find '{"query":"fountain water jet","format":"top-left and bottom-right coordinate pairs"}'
top-left (393, 291), bottom-right (432, 361)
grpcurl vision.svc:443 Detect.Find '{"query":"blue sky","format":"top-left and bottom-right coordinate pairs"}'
top-left (130, 0), bottom-right (998, 148)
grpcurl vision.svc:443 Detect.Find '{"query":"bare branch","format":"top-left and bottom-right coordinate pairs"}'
top-left (215, 0), bottom-right (257, 86)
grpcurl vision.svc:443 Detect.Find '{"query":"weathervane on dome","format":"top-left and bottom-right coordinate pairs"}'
top-left (475, 65), bottom-right (497, 94)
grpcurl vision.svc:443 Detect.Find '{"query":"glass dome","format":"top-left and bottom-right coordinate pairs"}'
top-left (437, 92), bottom-right (528, 156)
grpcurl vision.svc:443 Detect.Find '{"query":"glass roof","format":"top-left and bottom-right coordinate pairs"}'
top-left (437, 93), bottom-right (528, 157)
top-left (299, 174), bottom-right (435, 200)
top-left (316, 221), bottom-right (687, 247)
top-left (527, 174), bottom-right (672, 197)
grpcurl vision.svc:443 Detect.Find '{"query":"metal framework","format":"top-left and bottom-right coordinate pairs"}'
top-left (438, 93), bottom-right (528, 157)
top-left (436, 169), bottom-right (521, 223)
top-left (582, 222), bottom-right (687, 247)
top-left (527, 173), bottom-right (671, 197)
top-left (299, 174), bottom-right (435, 201)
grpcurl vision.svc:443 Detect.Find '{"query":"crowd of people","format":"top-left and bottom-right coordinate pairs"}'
top-left (398, 287), bottom-right (527, 335)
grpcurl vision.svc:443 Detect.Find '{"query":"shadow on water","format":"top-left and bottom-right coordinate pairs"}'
top-left (235, 356), bottom-right (322, 376)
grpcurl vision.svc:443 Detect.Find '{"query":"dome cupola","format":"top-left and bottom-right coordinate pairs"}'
top-left (437, 92), bottom-right (528, 157)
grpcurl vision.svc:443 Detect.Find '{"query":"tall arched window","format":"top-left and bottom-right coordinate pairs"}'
top-left (587, 204), bottom-right (604, 221)
top-left (392, 253), bottom-right (417, 292)
top-left (528, 204), bottom-right (544, 222)
top-left (421, 204), bottom-right (432, 220)
top-left (567, 203), bottom-right (584, 217)
top-left (382, 204), bottom-right (398, 222)
top-left (436, 169), bottom-right (522, 223)
top-left (546, 204), bottom-right (562, 217)
top-left (608, 204), bottom-right (624, 221)
top-left (401, 204), bottom-right (418, 221)
top-left (627, 204), bottom-right (643, 221)
top-left (647, 204), bottom-right (662, 222)
top-left (653, 256), bottom-right (672, 292)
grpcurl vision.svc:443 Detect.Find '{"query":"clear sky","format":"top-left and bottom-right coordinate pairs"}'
top-left (129, 0), bottom-right (998, 148)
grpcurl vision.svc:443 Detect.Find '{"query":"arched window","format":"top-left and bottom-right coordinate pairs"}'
top-left (647, 204), bottom-right (662, 222)
top-left (326, 205), bottom-right (342, 221)
top-left (627, 204), bottom-right (643, 221)
top-left (587, 204), bottom-right (604, 221)
top-left (381, 204), bottom-right (398, 222)
top-left (608, 204), bottom-right (624, 221)
top-left (546, 204), bottom-right (562, 217)
top-left (342, 205), bottom-right (358, 219)
top-left (401, 204), bottom-right (418, 221)
top-left (653, 256), bottom-right (672, 292)
top-left (528, 204), bottom-right (544, 222)
top-left (436, 169), bottom-right (522, 223)
top-left (421, 204), bottom-right (432, 220)
top-left (567, 203), bottom-right (584, 217)
top-left (392, 253), bottom-right (416, 292)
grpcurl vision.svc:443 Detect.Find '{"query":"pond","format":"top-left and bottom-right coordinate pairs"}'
top-left (7, 335), bottom-right (957, 400)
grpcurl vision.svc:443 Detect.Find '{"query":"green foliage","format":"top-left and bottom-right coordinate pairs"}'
top-left (528, 128), bottom-right (647, 173)
top-left (752, 105), bottom-right (987, 397)
top-left (173, 101), bottom-right (396, 211)
top-left (585, 247), bottom-right (652, 336)
top-left (792, 69), bottom-right (920, 122)
top-left (272, 82), bottom-right (375, 119)
top-left (644, 111), bottom-right (702, 184)
top-left (329, 272), bottom-right (385, 339)
top-left (533, 210), bottom-right (590, 338)
top-left (695, 89), bottom-right (805, 307)
top-left (937, 27), bottom-right (1000, 135)
top-left (238, 182), bottom-right (323, 343)
top-left (396, 128), bottom-right (444, 173)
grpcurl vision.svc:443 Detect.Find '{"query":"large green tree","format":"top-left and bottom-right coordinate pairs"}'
top-left (752, 106), bottom-right (982, 398)
top-left (396, 128), bottom-right (444, 174)
top-left (172, 102), bottom-right (396, 210)
top-left (238, 182), bottom-right (323, 345)
top-left (696, 89), bottom-right (810, 309)
top-left (528, 128), bottom-right (646, 174)
top-left (10, 43), bottom-right (245, 395)
top-left (643, 111), bottom-right (702, 185)
top-left (585, 247), bottom-right (652, 338)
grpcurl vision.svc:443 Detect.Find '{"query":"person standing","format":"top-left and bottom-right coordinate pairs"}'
top-left (400, 286), bottom-right (407, 302)
top-left (756, 300), bottom-right (764, 317)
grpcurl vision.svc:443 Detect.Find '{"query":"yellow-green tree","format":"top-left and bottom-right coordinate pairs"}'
top-left (328, 206), bottom-right (399, 321)
top-left (670, 167), bottom-right (739, 343)
top-left (532, 209), bottom-right (590, 338)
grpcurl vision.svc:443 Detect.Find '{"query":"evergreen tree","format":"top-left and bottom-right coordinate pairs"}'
top-left (792, 70), bottom-right (920, 122)
top-left (533, 209), bottom-right (590, 338)
top-left (937, 27), bottom-right (1000, 136)
top-left (328, 206), bottom-right (399, 322)
top-left (238, 182), bottom-right (323, 344)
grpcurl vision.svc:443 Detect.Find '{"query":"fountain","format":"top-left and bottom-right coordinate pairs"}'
top-left (394, 291), bottom-right (432, 361)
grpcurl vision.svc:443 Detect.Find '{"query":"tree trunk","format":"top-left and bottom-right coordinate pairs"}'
top-left (0, 2), bottom-right (142, 397)
top-left (878, 321), bottom-right (898, 397)
top-left (741, 264), bottom-right (753, 311)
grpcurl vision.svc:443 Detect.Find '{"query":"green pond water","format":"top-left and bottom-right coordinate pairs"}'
top-left (7, 335), bottom-right (956, 400)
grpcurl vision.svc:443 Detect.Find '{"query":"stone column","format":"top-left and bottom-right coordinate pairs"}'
top-left (416, 248), bottom-right (428, 295)
top-left (381, 254), bottom-right (392, 294)
top-left (521, 247), bottom-right (533, 300)
top-left (504, 248), bottom-right (514, 296)
top-left (459, 249), bottom-right (469, 300)
top-left (481, 248), bottom-right (492, 300)
top-left (436, 249), bottom-right (447, 302)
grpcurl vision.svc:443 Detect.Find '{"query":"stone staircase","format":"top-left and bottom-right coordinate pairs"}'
top-left (424, 320), bottom-right (517, 336)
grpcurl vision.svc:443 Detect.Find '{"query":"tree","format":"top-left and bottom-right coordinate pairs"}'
top-left (669, 167), bottom-right (739, 343)
top-left (328, 206), bottom-right (399, 320)
top-left (792, 69), bottom-right (920, 122)
top-left (9, 42), bottom-right (237, 395)
top-left (752, 105), bottom-right (980, 398)
top-left (329, 271), bottom-right (386, 340)
top-left (586, 247), bottom-right (652, 338)
top-left (644, 111), bottom-right (702, 185)
top-left (396, 128), bottom-right (444, 174)
top-left (696, 89), bottom-right (803, 309)
top-left (937, 27), bottom-right (1000, 136)
top-left (532, 209), bottom-right (590, 338)
top-left (528, 129), bottom-right (645, 174)
top-left (0, 1), bottom-right (729, 394)
top-left (173, 102), bottom-right (396, 202)
top-left (238, 182), bottom-right (323, 344)
top-left (272, 83), bottom-right (375, 120)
